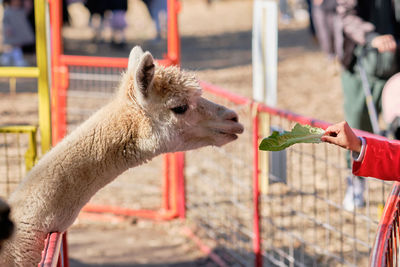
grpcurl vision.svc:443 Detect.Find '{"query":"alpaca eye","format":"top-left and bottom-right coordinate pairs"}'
top-left (171, 104), bottom-right (189, 114)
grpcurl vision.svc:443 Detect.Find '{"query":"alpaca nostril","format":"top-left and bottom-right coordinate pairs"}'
top-left (223, 110), bottom-right (239, 122)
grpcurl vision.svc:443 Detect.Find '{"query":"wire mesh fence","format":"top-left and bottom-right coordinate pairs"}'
top-left (0, 77), bottom-right (39, 200)
top-left (185, 88), bottom-right (254, 266)
top-left (0, 126), bottom-right (38, 198)
top-left (258, 112), bottom-right (392, 267)
top-left (184, 84), bottom-right (394, 267)
top-left (64, 65), bottom-right (165, 213)
top-left (0, 67), bottom-right (396, 266)
top-left (66, 65), bottom-right (124, 132)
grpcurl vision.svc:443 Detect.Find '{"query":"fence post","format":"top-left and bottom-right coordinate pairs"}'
top-left (252, 0), bottom-right (278, 107)
top-left (252, 103), bottom-right (262, 267)
top-left (176, 152), bottom-right (186, 219)
top-left (35, 0), bottom-right (52, 153)
top-left (49, 0), bottom-right (67, 145)
top-left (167, 0), bottom-right (181, 65)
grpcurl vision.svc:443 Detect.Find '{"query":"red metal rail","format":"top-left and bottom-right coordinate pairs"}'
top-left (38, 232), bottom-right (65, 267)
top-left (370, 182), bottom-right (400, 266)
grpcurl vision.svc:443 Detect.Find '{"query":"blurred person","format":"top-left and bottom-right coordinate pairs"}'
top-left (337, 0), bottom-right (400, 211)
top-left (62, 0), bottom-right (71, 26)
top-left (279, 0), bottom-right (292, 24)
top-left (1, 0), bottom-right (34, 66)
top-left (143, 0), bottom-right (167, 41)
top-left (84, 0), bottom-right (128, 47)
top-left (322, 121), bottom-right (400, 180)
top-left (109, 0), bottom-right (128, 48)
top-left (305, 0), bottom-right (317, 39)
top-left (84, 0), bottom-right (108, 42)
top-left (312, 0), bottom-right (343, 61)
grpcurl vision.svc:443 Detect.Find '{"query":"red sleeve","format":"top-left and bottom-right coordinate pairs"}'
top-left (353, 137), bottom-right (400, 181)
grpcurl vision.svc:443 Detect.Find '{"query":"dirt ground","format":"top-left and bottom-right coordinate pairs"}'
top-left (65, 1), bottom-right (344, 266)
top-left (0, 0), bottom-right (346, 266)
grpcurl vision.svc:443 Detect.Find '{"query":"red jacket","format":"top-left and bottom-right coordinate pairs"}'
top-left (353, 137), bottom-right (400, 181)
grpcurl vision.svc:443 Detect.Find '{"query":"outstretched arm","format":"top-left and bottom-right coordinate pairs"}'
top-left (322, 121), bottom-right (400, 181)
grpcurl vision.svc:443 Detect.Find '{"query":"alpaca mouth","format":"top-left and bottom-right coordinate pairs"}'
top-left (212, 121), bottom-right (243, 138)
top-left (218, 131), bottom-right (239, 139)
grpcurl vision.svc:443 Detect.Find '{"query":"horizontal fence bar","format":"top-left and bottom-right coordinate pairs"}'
top-left (0, 67), bottom-right (40, 78)
top-left (200, 81), bottom-right (251, 105)
top-left (81, 204), bottom-right (178, 221)
top-left (60, 55), bottom-right (174, 68)
top-left (60, 55), bottom-right (128, 68)
top-left (0, 125), bottom-right (38, 133)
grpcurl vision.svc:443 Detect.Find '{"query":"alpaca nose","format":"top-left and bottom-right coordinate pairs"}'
top-left (229, 113), bottom-right (238, 122)
top-left (224, 110), bottom-right (239, 122)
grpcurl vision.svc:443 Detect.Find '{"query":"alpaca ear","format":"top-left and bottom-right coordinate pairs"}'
top-left (128, 46), bottom-right (144, 71)
top-left (134, 52), bottom-right (155, 99)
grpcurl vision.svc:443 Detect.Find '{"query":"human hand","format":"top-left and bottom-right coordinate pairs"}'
top-left (371, 34), bottom-right (397, 53)
top-left (321, 121), bottom-right (361, 152)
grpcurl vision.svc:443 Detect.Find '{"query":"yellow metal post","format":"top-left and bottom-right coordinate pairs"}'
top-left (35, 0), bottom-right (52, 153)
top-left (0, 0), bottom-right (51, 154)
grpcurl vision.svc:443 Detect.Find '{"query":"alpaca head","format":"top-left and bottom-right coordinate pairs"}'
top-left (119, 46), bottom-right (244, 153)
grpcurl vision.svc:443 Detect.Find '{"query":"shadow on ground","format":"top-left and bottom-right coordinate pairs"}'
top-left (63, 26), bottom-right (316, 72)
top-left (0, 25), bottom-right (317, 94)
top-left (63, 30), bottom-right (252, 71)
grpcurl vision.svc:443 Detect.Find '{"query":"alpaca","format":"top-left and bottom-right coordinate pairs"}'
top-left (0, 46), bottom-right (244, 266)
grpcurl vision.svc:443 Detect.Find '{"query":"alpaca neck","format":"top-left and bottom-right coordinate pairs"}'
top-left (9, 102), bottom-right (162, 231)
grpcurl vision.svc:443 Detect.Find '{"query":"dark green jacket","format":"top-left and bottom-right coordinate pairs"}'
top-left (338, 0), bottom-right (400, 78)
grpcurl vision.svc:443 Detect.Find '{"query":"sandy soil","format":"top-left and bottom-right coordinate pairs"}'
top-left (0, 0), bottom-right (348, 266)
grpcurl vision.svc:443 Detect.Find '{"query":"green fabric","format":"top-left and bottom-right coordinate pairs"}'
top-left (341, 66), bottom-right (385, 133)
top-left (353, 46), bottom-right (399, 79)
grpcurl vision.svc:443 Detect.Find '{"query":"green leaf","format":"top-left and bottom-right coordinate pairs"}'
top-left (259, 123), bottom-right (325, 151)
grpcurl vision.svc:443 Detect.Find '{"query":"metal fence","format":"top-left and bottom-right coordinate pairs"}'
top-left (182, 83), bottom-right (394, 267)
top-left (0, 74), bottom-right (395, 266)
top-left (0, 126), bottom-right (38, 198)
top-left (257, 112), bottom-right (390, 267)
top-left (185, 84), bottom-right (254, 266)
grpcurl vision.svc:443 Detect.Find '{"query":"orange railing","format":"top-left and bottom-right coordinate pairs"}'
top-left (38, 232), bottom-right (68, 267)
top-left (370, 182), bottom-right (400, 266)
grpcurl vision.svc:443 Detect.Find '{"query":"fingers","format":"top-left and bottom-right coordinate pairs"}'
top-left (321, 121), bottom-right (347, 146)
top-left (324, 121), bottom-right (347, 136)
top-left (372, 35), bottom-right (397, 53)
top-left (320, 121), bottom-right (362, 152)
